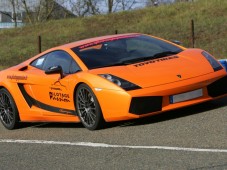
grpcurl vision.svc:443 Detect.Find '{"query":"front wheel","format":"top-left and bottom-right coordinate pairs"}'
top-left (0, 88), bottom-right (19, 130)
top-left (76, 84), bottom-right (105, 130)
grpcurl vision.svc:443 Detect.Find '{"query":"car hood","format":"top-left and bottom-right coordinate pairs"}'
top-left (89, 49), bottom-right (215, 88)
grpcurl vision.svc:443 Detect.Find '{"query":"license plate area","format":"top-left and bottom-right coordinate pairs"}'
top-left (170, 89), bottom-right (203, 104)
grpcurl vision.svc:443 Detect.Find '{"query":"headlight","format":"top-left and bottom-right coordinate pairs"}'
top-left (202, 51), bottom-right (222, 71)
top-left (99, 74), bottom-right (141, 91)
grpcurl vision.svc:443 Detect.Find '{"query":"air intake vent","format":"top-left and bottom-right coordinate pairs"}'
top-left (129, 96), bottom-right (162, 115)
top-left (207, 76), bottom-right (227, 97)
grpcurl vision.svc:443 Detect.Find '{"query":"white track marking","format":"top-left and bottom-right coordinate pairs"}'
top-left (0, 139), bottom-right (226, 153)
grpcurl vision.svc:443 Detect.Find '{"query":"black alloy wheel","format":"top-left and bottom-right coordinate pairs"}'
top-left (0, 88), bottom-right (19, 130)
top-left (76, 84), bottom-right (104, 130)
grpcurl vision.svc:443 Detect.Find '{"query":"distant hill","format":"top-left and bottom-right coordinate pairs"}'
top-left (0, 0), bottom-right (226, 68)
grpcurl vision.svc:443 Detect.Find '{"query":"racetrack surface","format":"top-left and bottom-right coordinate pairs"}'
top-left (0, 97), bottom-right (226, 170)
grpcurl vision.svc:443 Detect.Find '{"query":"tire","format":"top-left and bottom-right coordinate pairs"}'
top-left (0, 88), bottom-right (19, 130)
top-left (76, 84), bottom-right (104, 130)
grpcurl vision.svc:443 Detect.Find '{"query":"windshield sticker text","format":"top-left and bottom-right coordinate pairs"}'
top-left (133, 56), bottom-right (179, 67)
top-left (79, 34), bottom-right (140, 49)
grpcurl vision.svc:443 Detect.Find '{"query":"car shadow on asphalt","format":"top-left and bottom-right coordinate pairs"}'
top-left (18, 96), bottom-right (227, 130)
top-left (18, 122), bottom-right (84, 129)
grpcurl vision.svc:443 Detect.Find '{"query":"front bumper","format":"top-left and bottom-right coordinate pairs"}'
top-left (96, 70), bottom-right (227, 122)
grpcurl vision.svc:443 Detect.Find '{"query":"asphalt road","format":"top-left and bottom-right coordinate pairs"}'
top-left (0, 97), bottom-right (226, 170)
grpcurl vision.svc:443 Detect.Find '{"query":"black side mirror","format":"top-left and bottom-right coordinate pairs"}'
top-left (171, 40), bottom-right (182, 45)
top-left (45, 65), bottom-right (64, 79)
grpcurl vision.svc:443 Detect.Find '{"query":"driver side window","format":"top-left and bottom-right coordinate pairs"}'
top-left (31, 50), bottom-right (81, 74)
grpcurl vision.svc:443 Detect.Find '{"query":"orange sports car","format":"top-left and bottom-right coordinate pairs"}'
top-left (0, 33), bottom-right (227, 130)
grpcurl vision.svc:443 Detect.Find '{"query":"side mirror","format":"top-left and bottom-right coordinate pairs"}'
top-left (45, 65), bottom-right (64, 79)
top-left (171, 40), bottom-right (182, 45)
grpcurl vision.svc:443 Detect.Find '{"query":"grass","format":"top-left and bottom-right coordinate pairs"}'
top-left (0, 0), bottom-right (227, 68)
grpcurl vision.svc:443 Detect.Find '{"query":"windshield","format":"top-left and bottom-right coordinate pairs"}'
top-left (71, 34), bottom-right (183, 69)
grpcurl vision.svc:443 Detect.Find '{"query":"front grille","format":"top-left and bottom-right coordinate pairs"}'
top-left (207, 76), bottom-right (227, 97)
top-left (129, 96), bottom-right (162, 115)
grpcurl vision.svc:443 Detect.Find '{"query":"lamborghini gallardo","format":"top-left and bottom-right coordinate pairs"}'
top-left (0, 33), bottom-right (227, 130)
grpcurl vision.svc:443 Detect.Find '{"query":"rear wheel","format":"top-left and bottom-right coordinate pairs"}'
top-left (0, 88), bottom-right (19, 130)
top-left (76, 84), bottom-right (104, 130)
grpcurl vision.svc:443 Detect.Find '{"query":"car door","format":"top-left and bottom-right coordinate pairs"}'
top-left (29, 50), bottom-right (81, 116)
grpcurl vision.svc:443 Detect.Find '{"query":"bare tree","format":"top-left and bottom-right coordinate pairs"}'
top-left (102, 0), bottom-right (120, 14)
top-left (67, 0), bottom-right (99, 17)
top-left (107, 0), bottom-right (114, 13)
top-left (68, 0), bottom-right (88, 17)
top-left (20, 0), bottom-right (73, 23)
top-left (42, 0), bottom-right (56, 21)
top-left (10, 0), bottom-right (18, 27)
top-left (86, 0), bottom-right (100, 15)
top-left (118, 0), bottom-right (137, 11)
top-left (67, 0), bottom-right (137, 16)
top-left (21, 0), bottom-right (33, 23)
top-left (104, 0), bottom-right (137, 13)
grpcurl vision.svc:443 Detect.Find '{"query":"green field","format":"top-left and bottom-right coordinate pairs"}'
top-left (0, 0), bottom-right (226, 69)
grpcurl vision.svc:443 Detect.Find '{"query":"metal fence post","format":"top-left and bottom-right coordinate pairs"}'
top-left (191, 19), bottom-right (195, 48)
top-left (38, 35), bottom-right (42, 53)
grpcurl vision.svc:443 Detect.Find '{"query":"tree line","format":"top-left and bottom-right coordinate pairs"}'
top-left (0, 0), bottom-right (193, 27)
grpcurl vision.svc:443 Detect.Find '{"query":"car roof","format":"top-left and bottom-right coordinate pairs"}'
top-left (59, 33), bottom-right (141, 49)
